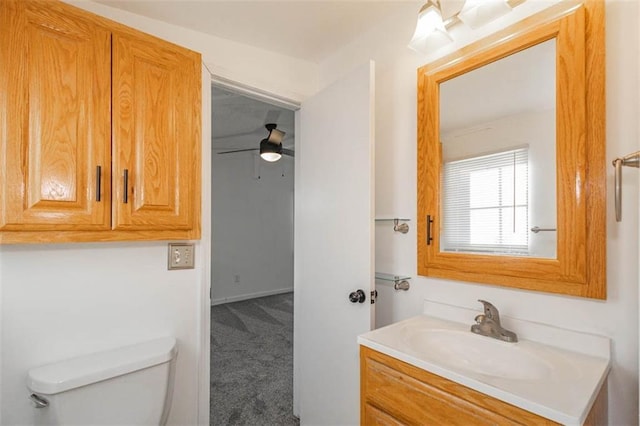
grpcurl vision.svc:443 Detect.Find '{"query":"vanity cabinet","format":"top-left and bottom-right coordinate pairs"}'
top-left (360, 346), bottom-right (607, 425)
top-left (0, 0), bottom-right (201, 243)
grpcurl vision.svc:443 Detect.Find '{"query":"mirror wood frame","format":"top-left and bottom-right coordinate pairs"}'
top-left (417, 0), bottom-right (605, 299)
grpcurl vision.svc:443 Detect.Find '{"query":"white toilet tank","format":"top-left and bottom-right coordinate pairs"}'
top-left (26, 337), bottom-right (178, 426)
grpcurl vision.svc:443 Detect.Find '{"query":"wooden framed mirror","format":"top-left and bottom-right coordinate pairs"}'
top-left (417, 1), bottom-right (605, 299)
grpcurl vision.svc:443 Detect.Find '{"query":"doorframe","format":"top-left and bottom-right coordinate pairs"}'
top-left (212, 74), bottom-right (302, 111)
top-left (198, 70), bottom-right (301, 425)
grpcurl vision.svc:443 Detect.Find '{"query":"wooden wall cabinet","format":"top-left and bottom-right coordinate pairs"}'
top-left (0, 0), bottom-right (201, 243)
top-left (360, 346), bottom-right (607, 426)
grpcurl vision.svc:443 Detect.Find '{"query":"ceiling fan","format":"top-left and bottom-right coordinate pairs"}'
top-left (217, 123), bottom-right (294, 162)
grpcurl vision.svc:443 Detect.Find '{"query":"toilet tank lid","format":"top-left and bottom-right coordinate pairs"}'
top-left (27, 337), bottom-right (177, 395)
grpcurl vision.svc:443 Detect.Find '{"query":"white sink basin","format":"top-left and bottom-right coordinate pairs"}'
top-left (358, 311), bottom-right (610, 425)
top-left (402, 328), bottom-right (552, 380)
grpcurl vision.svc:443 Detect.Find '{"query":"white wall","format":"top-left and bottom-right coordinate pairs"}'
top-left (211, 151), bottom-right (294, 304)
top-left (0, 2), bottom-right (316, 425)
top-left (0, 236), bottom-right (2, 426)
top-left (321, 1), bottom-right (639, 424)
top-left (0, 242), bottom-right (204, 425)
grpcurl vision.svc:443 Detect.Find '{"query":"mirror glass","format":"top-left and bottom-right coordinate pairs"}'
top-left (439, 39), bottom-right (557, 259)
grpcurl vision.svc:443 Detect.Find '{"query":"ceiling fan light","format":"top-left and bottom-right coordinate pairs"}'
top-left (261, 152), bottom-right (282, 162)
top-left (260, 138), bottom-right (283, 162)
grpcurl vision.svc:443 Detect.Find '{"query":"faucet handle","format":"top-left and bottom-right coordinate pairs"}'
top-left (477, 299), bottom-right (500, 322)
top-left (474, 314), bottom-right (485, 324)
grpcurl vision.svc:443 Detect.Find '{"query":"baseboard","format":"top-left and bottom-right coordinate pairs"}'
top-left (211, 287), bottom-right (293, 306)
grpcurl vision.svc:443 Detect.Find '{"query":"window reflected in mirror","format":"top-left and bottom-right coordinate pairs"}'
top-left (441, 147), bottom-right (529, 255)
top-left (439, 39), bottom-right (556, 259)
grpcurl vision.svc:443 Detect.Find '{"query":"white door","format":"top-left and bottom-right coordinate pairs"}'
top-left (294, 61), bottom-right (375, 425)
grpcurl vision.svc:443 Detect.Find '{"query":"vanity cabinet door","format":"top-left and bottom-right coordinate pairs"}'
top-left (0, 0), bottom-right (111, 232)
top-left (360, 346), bottom-right (558, 426)
top-left (112, 30), bottom-right (201, 235)
top-left (363, 403), bottom-right (404, 426)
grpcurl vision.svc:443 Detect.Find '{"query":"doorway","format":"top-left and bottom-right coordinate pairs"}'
top-left (210, 84), bottom-right (297, 425)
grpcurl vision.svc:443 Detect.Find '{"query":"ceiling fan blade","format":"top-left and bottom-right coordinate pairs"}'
top-left (217, 148), bottom-right (259, 155)
top-left (215, 128), bottom-right (261, 140)
top-left (282, 148), bottom-right (295, 157)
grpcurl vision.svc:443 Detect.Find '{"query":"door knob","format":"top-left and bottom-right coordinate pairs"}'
top-left (349, 289), bottom-right (366, 303)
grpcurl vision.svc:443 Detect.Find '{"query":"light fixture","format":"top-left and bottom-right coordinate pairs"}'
top-left (457, 0), bottom-right (512, 29)
top-left (408, 0), bottom-right (452, 55)
top-left (260, 138), bottom-right (282, 162)
top-left (260, 124), bottom-right (284, 162)
top-left (408, 0), bottom-right (521, 55)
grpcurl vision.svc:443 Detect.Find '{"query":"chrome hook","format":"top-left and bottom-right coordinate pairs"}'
top-left (393, 218), bottom-right (409, 234)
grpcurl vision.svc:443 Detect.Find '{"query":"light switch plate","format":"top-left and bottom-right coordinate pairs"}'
top-left (168, 243), bottom-right (195, 270)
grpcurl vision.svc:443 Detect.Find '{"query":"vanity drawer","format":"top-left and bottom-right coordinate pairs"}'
top-left (363, 403), bottom-right (405, 426)
top-left (360, 346), bottom-right (558, 426)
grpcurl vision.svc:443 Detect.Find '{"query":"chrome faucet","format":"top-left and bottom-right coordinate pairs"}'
top-left (470, 300), bottom-right (518, 343)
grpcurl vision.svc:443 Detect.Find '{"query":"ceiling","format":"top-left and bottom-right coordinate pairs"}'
top-left (93, 1), bottom-right (417, 154)
top-left (93, 0), bottom-right (552, 153)
top-left (212, 86), bottom-right (295, 151)
top-left (94, 0), bottom-right (417, 64)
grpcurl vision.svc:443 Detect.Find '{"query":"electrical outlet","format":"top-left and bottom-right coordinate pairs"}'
top-left (234, 274), bottom-right (240, 284)
top-left (168, 243), bottom-right (195, 270)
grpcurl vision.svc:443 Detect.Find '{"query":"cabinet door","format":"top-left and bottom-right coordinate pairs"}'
top-left (363, 403), bottom-right (405, 426)
top-left (112, 30), bottom-right (201, 233)
top-left (0, 0), bottom-right (111, 231)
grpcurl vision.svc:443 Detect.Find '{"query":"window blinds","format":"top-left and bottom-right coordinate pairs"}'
top-left (441, 147), bottom-right (529, 255)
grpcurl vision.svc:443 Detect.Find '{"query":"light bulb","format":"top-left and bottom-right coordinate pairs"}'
top-left (261, 152), bottom-right (282, 162)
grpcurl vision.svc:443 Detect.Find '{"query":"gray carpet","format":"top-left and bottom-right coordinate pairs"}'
top-left (210, 292), bottom-right (299, 426)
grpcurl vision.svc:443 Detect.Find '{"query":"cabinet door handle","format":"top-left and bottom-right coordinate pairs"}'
top-left (96, 165), bottom-right (102, 202)
top-left (123, 169), bottom-right (129, 204)
top-left (427, 215), bottom-right (434, 245)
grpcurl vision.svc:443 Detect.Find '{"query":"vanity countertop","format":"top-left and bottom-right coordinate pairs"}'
top-left (358, 304), bottom-right (610, 425)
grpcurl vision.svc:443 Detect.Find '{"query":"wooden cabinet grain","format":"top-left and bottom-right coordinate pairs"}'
top-left (0, 0), bottom-right (201, 243)
top-left (360, 346), bottom-right (607, 425)
top-left (112, 29), bottom-right (200, 232)
top-left (0, 0), bottom-right (112, 232)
